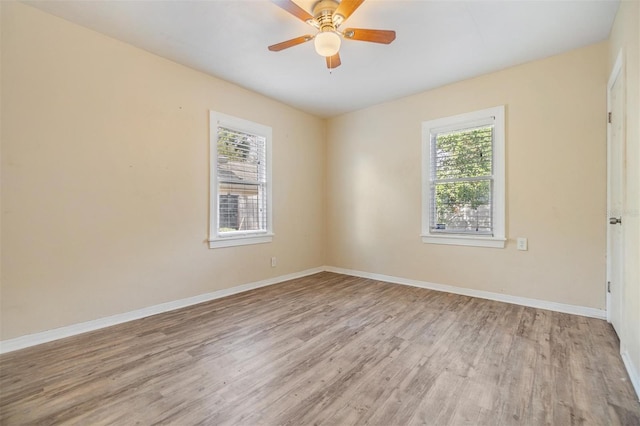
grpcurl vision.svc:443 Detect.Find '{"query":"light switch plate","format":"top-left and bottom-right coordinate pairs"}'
top-left (517, 237), bottom-right (528, 251)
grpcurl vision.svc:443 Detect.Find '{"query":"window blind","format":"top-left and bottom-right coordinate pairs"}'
top-left (430, 123), bottom-right (494, 235)
top-left (216, 126), bottom-right (267, 234)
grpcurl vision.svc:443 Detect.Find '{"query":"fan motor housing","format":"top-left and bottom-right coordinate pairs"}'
top-left (313, 0), bottom-right (341, 30)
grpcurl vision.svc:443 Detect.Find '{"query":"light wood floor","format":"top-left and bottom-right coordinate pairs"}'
top-left (1, 272), bottom-right (639, 425)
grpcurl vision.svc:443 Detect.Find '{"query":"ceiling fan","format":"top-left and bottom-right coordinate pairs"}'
top-left (268, 0), bottom-right (396, 69)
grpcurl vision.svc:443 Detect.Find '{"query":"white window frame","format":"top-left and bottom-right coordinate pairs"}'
top-left (421, 106), bottom-right (506, 248)
top-left (209, 111), bottom-right (273, 249)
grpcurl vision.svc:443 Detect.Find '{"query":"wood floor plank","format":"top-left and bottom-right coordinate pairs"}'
top-left (1, 272), bottom-right (639, 425)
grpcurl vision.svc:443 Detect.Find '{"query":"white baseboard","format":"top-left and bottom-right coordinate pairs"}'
top-left (0, 267), bottom-right (324, 354)
top-left (324, 266), bottom-right (607, 320)
top-left (0, 265), bottom-right (609, 355)
top-left (621, 348), bottom-right (640, 401)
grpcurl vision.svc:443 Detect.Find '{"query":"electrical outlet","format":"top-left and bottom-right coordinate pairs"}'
top-left (271, 256), bottom-right (277, 267)
top-left (517, 237), bottom-right (528, 251)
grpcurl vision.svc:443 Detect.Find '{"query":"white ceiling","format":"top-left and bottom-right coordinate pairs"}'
top-left (25, 0), bottom-right (619, 118)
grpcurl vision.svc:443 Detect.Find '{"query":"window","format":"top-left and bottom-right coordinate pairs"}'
top-left (209, 111), bottom-right (272, 248)
top-left (422, 106), bottom-right (505, 248)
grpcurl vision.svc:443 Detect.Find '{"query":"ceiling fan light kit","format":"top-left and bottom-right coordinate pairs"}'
top-left (269, 0), bottom-right (396, 69)
top-left (314, 31), bottom-right (341, 56)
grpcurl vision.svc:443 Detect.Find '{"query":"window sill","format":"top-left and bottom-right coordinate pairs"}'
top-left (421, 234), bottom-right (506, 248)
top-left (209, 233), bottom-right (273, 249)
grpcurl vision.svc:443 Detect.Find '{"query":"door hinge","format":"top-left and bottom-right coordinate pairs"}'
top-left (608, 112), bottom-right (612, 123)
top-left (607, 281), bottom-right (611, 293)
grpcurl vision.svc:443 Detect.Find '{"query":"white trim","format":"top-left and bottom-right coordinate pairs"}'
top-left (421, 234), bottom-right (506, 248)
top-left (621, 348), bottom-right (640, 401)
top-left (324, 266), bottom-right (606, 320)
top-left (208, 233), bottom-right (274, 249)
top-left (421, 105), bottom-right (506, 248)
top-left (0, 267), bottom-right (324, 354)
top-left (607, 49), bottom-right (624, 90)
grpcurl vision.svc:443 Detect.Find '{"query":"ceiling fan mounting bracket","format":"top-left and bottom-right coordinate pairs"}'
top-left (312, 0), bottom-right (339, 16)
top-left (313, 0), bottom-right (340, 32)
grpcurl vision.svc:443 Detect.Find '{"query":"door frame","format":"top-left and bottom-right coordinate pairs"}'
top-left (606, 49), bottom-right (624, 325)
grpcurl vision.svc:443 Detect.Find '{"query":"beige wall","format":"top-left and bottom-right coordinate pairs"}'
top-left (326, 42), bottom-right (608, 310)
top-left (608, 0), bottom-right (640, 395)
top-left (0, 2), bottom-right (326, 340)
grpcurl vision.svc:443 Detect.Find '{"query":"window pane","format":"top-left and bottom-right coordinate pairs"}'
top-left (218, 183), bottom-right (266, 233)
top-left (216, 125), bottom-right (267, 235)
top-left (434, 126), bottom-right (492, 180)
top-left (432, 180), bottom-right (492, 233)
top-left (219, 194), bottom-right (239, 230)
top-left (217, 127), bottom-right (266, 184)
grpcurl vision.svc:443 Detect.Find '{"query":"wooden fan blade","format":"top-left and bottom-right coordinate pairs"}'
top-left (268, 35), bottom-right (313, 52)
top-left (271, 0), bottom-right (314, 23)
top-left (343, 28), bottom-right (396, 44)
top-left (334, 0), bottom-right (365, 22)
top-left (326, 52), bottom-right (341, 69)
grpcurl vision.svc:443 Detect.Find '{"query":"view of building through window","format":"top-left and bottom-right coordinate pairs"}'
top-left (216, 126), bottom-right (267, 234)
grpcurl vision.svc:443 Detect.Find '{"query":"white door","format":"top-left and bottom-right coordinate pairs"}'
top-left (607, 54), bottom-right (624, 335)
